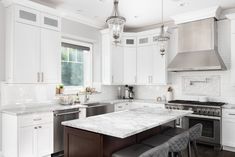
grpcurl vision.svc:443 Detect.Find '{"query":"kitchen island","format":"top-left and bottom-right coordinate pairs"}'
top-left (62, 107), bottom-right (192, 157)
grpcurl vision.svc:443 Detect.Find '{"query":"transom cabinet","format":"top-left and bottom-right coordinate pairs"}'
top-left (5, 4), bottom-right (61, 84)
top-left (101, 29), bottom-right (168, 85)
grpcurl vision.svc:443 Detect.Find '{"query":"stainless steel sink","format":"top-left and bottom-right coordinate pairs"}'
top-left (85, 102), bottom-right (114, 117)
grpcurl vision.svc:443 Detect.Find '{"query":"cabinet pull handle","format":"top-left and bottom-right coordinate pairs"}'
top-left (41, 72), bottom-right (44, 82)
top-left (33, 118), bottom-right (42, 121)
top-left (112, 76), bottom-right (114, 83)
top-left (37, 72), bottom-right (40, 82)
top-left (228, 113), bottom-right (235, 116)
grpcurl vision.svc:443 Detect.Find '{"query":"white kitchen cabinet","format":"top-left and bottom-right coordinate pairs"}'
top-left (130, 102), bottom-right (165, 109)
top-left (137, 45), bottom-right (153, 84)
top-left (123, 47), bottom-right (137, 84)
top-left (15, 5), bottom-right (40, 26)
top-left (222, 109), bottom-right (235, 151)
top-left (41, 28), bottom-right (61, 83)
top-left (231, 34), bottom-right (235, 86)
top-left (5, 4), bottom-right (61, 84)
top-left (19, 126), bottom-right (35, 157)
top-left (2, 112), bottom-right (54, 157)
top-left (101, 28), bottom-right (168, 85)
top-left (101, 29), bottom-right (123, 85)
top-left (35, 123), bottom-right (53, 157)
top-left (41, 13), bottom-right (61, 31)
top-left (12, 22), bottom-right (41, 83)
top-left (115, 102), bottom-right (130, 112)
top-left (112, 45), bottom-right (124, 84)
top-left (152, 45), bottom-right (168, 85)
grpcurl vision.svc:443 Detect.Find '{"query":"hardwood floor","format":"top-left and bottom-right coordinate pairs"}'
top-left (182, 144), bottom-right (235, 157)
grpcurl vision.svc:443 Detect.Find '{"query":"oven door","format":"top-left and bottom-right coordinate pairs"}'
top-left (182, 116), bottom-right (221, 145)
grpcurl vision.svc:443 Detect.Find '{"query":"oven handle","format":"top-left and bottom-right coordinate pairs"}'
top-left (186, 114), bottom-right (221, 120)
top-left (54, 111), bottom-right (80, 117)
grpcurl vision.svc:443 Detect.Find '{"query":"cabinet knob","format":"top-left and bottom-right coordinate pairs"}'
top-left (34, 127), bottom-right (38, 129)
top-left (38, 126), bottom-right (42, 129)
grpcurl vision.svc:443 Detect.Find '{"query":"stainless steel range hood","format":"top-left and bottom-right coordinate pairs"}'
top-left (168, 18), bottom-right (226, 72)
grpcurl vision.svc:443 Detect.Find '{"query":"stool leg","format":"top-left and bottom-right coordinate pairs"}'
top-left (192, 140), bottom-right (199, 157)
top-left (178, 152), bottom-right (183, 157)
top-left (188, 141), bottom-right (192, 157)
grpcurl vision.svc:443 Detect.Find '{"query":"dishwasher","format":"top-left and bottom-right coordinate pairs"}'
top-left (52, 108), bottom-right (80, 157)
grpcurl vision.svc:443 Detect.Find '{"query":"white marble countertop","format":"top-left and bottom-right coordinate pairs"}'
top-left (0, 103), bottom-right (88, 116)
top-left (1, 99), bottom-right (167, 116)
top-left (62, 107), bottom-right (192, 138)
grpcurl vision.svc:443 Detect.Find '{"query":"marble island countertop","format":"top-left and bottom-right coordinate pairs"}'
top-left (62, 107), bottom-right (193, 138)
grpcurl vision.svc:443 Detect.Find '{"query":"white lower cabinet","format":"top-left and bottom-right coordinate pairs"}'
top-left (114, 102), bottom-right (165, 112)
top-left (222, 109), bottom-right (235, 150)
top-left (2, 112), bottom-right (53, 157)
top-left (19, 126), bottom-right (35, 157)
top-left (115, 102), bottom-right (130, 112)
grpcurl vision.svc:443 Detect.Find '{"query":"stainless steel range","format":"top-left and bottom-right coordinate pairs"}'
top-left (166, 100), bottom-right (226, 149)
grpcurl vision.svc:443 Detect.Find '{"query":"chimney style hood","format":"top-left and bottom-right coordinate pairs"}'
top-left (168, 18), bottom-right (226, 72)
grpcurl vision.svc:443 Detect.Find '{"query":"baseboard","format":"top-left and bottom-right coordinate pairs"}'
top-left (223, 146), bottom-right (235, 152)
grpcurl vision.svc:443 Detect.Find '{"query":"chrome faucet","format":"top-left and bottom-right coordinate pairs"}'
top-left (84, 91), bottom-right (90, 103)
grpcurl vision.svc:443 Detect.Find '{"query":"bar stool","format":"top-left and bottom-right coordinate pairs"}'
top-left (112, 143), bottom-right (169, 157)
top-left (142, 131), bottom-right (189, 157)
top-left (188, 123), bottom-right (203, 157)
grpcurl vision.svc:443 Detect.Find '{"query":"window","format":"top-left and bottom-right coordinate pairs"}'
top-left (61, 39), bottom-right (92, 88)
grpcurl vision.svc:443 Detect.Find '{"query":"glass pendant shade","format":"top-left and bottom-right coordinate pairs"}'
top-left (157, 0), bottom-right (170, 56)
top-left (157, 25), bottom-right (170, 56)
top-left (106, 0), bottom-right (126, 44)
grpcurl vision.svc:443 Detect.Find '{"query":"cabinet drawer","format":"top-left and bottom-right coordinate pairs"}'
top-left (115, 103), bottom-right (129, 112)
top-left (222, 109), bottom-right (235, 118)
top-left (18, 112), bottom-right (53, 127)
top-left (15, 5), bottom-right (40, 26)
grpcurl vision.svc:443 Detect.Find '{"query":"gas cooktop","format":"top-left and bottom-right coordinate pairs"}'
top-left (168, 100), bottom-right (225, 107)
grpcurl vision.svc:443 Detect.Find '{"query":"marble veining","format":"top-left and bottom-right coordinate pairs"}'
top-left (62, 107), bottom-right (193, 138)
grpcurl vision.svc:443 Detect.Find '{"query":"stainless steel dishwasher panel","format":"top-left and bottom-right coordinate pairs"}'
top-left (53, 108), bottom-right (80, 154)
top-left (86, 103), bottom-right (114, 117)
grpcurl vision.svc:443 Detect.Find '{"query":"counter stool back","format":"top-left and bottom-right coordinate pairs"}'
top-left (168, 131), bottom-right (189, 157)
top-left (188, 123), bottom-right (203, 157)
top-left (139, 142), bottom-right (169, 157)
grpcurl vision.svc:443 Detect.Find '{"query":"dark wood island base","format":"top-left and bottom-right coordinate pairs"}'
top-left (64, 125), bottom-right (167, 157)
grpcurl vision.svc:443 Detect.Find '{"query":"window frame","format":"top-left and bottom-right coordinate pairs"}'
top-left (61, 38), bottom-right (93, 92)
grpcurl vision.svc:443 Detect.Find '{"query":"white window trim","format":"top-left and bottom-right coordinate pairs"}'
top-left (61, 38), bottom-right (93, 93)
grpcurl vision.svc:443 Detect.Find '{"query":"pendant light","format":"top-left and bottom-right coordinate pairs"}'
top-left (106, 0), bottom-right (126, 44)
top-left (157, 0), bottom-right (170, 56)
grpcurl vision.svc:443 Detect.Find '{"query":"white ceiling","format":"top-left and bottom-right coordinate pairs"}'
top-left (32, 0), bottom-right (235, 29)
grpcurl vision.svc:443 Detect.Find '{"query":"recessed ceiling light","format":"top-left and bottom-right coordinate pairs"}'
top-left (77, 9), bottom-right (83, 12)
top-left (179, 2), bottom-right (189, 7)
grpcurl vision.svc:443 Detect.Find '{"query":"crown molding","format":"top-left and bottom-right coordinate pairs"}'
top-left (171, 6), bottom-right (221, 24)
top-left (226, 13), bottom-right (235, 20)
top-left (59, 10), bottom-right (104, 29)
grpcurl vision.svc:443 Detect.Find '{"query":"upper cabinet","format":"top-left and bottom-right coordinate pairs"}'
top-left (5, 4), bottom-right (61, 84)
top-left (101, 30), bottom-right (124, 85)
top-left (226, 14), bottom-right (235, 86)
top-left (101, 29), bottom-right (168, 85)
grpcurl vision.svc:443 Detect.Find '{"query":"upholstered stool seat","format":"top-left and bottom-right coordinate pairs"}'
top-left (112, 143), bottom-right (169, 157)
top-left (112, 144), bottom-right (152, 157)
top-left (142, 134), bottom-right (172, 147)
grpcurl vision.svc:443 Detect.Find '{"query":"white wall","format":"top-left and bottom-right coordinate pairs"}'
top-left (0, 3), bottom-right (5, 152)
top-left (135, 19), bottom-right (235, 104)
